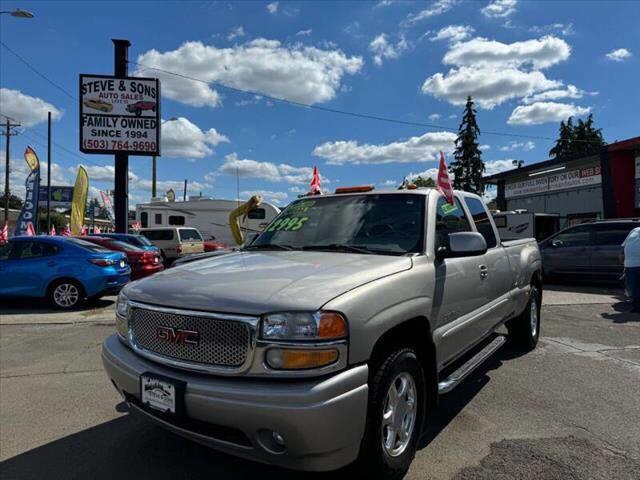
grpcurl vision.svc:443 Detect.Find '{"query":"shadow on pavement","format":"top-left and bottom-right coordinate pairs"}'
top-left (543, 282), bottom-right (625, 298)
top-left (601, 301), bottom-right (640, 324)
top-left (0, 297), bottom-right (114, 316)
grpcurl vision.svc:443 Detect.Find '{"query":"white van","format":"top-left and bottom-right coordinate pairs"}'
top-left (139, 227), bottom-right (204, 261)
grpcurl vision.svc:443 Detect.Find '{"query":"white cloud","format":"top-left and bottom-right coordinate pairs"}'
top-left (484, 159), bottom-right (519, 176)
top-left (428, 113), bottom-right (441, 121)
top-left (296, 29), bottom-right (312, 36)
top-left (405, 0), bottom-right (460, 25)
top-left (227, 26), bottom-right (245, 41)
top-left (508, 102), bottom-right (591, 125)
top-left (369, 34), bottom-right (409, 66)
top-left (498, 141), bottom-right (535, 152)
top-left (430, 25), bottom-right (475, 43)
top-left (522, 84), bottom-right (597, 104)
top-left (480, 144), bottom-right (491, 150)
top-left (219, 153), bottom-right (324, 184)
top-left (313, 131), bottom-right (457, 165)
top-left (136, 39), bottom-right (363, 107)
top-left (381, 179), bottom-right (398, 187)
top-left (1, 152), bottom-right (69, 197)
top-left (481, 0), bottom-right (517, 18)
top-left (0, 88), bottom-right (62, 127)
top-left (443, 36), bottom-right (571, 70)
top-left (241, 190), bottom-right (287, 203)
top-left (288, 186), bottom-right (305, 193)
top-left (422, 66), bottom-right (560, 109)
top-left (529, 23), bottom-right (575, 36)
top-left (161, 117), bottom-right (229, 158)
top-left (266, 2), bottom-right (279, 14)
top-left (605, 48), bottom-right (632, 62)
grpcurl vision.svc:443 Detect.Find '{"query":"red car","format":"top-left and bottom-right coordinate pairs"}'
top-left (126, 101), bottom-right (156, 116)
top-left (204, 240), bottom-right (229, 252)
top-left (78, 236), bottom-right (164, 280)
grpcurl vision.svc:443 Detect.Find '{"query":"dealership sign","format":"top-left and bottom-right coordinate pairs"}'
top-left (38, 186), bottom-right (74, 208)
top-left (79, 74), bottom-right (160, 156)
top-left (506, 165), bottom-right (601, 198)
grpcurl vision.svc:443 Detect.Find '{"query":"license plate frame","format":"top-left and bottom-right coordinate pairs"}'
top-left (139, 372), bottom-right (186, 418)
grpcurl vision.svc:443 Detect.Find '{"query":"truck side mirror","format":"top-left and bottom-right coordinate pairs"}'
top-left (437, 232), bottom-right (487, 259)
top-left (551, 239), bottom-right (563, 248)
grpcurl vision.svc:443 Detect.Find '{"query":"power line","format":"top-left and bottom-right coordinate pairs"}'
top-left (129, 60), bottom-right (562, 142)
top-left (0, 40), bottom-right (77, 102)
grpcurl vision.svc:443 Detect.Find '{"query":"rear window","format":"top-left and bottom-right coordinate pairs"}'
top-left (108, 240), bottom-right (143, 251)
top-left (248, 208), bottom-right (266, 220)
top-left (464, 197), bottom-right (497, 248)
top-left (131, 235), bottom-right (153, 246)
top-left (65, 238), bottom-right (111, 252)
top-left (179, 229), bottom-right (203, 241)
top-left (141, 230), bottom-right (174, 241)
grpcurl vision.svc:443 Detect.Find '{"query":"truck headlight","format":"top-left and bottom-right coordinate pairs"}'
top-left (260, 311), bottom-right (347, 341)
top-left (115, 292), bottom-right (130, 338)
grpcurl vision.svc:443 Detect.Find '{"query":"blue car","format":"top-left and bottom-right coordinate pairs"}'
top-left (0, 236), bottom-right (131, 309)
top-left (90, 232), bottom-right (160, 253)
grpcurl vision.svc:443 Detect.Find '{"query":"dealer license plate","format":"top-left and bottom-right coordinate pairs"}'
top-left (140, 374), bottom-right (177, 414)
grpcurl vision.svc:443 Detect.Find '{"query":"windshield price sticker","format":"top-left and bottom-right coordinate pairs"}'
top-left (79, 74), bottom-right (160, 156)
top-left (441, 203), bottom-right (458, 215)
top-left (267, 216), bottom-right (309, 232)
top-left (287, 200), bottom-right (316, 214)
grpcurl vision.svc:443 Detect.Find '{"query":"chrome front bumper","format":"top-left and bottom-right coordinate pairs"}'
top-left (102, 334), bottom-right (369, 472)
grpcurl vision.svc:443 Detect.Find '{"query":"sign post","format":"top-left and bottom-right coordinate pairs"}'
top-left (79, 39), bottom-right (160, 233)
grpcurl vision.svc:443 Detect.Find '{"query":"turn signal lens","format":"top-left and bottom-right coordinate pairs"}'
top-left (266, 348), bottom-right (339, 370)
top-left (318, 312), bottom-right (348, 339)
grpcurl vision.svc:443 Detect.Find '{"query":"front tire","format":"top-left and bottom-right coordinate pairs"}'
top-left (48, 280), bottom-right (85, 310)
top-left (507, 284), bottom-right (541, 350)
top-left (356, 348), bottom-right (425, 480)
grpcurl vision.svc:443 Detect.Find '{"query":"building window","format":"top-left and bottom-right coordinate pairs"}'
top-left (169, 215), bottom-right (185, 226)
top-left (464, 197), bottom-right (498, 248)
top-left (140, 212), bottom-right (148, 228)
top-left (154, 213), bottom-right (162, 225)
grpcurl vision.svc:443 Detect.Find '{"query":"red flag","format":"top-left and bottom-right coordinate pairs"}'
top-left (437, 151), bottom-right (455, 205)
top-left (50, 225), bottom-right (56, 236)
top-left (310, 166), bottom-right (321, 195)
top-left (62, 224), bottom-right (71, 237)
top-left (25, 222), bottom-right (36, 236)
top-left (0, 220), bottom-right (7, 244)
top-left (93, 226), bottom-right (101, 234)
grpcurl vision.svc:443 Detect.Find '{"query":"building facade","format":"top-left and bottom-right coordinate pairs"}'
top-left (484, 137), bottom-right (639, 228)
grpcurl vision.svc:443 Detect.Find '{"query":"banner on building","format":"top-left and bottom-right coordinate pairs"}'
top-left (14, 146), bottom-right (41, 236)
top-left (70, 166), bottom-right (89, 236)
top-left (505, 165), bottom-right (601, 199)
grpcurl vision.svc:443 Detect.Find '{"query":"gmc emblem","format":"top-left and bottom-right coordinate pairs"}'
top-left (156, 326), bottom-right (200, 347)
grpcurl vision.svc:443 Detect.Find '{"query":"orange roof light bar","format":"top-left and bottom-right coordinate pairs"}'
top-left (334, 185), bottom-right (375, 194)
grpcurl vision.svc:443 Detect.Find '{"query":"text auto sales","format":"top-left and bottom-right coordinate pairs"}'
top-left (82, 116), bottom-right (157, 137)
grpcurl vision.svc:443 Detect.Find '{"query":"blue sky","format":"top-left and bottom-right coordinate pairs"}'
top-left (1, 0), bottom-right (638, 207)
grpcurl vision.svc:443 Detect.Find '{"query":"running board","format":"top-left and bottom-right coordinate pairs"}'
top-left (438, 335), bottom-right (506, 394)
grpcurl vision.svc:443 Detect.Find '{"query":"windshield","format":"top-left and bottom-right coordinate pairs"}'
top-left (251, 194), bottom-right (425, 254)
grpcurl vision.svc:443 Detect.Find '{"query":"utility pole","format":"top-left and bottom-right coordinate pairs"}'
top-left (2, 117), bottom-right (21, 225)
top-left (151, 155), bottom-right (157, 199)
top-left (183, 179), bottom-right (187, 202)
top-left (112, 39), bottom-right (131, 233)
top-left (46, 112), bottom-right (52, 233)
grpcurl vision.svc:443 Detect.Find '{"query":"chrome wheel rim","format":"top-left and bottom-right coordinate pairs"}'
top-left (53, 283), bottom-right (79, 308)
top-left (530, 292), bottom-right (538, 337)
top-left (382, 372), bottom-right (417, 457)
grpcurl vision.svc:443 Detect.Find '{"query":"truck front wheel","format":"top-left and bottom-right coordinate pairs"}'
top-left (356, 348), bottom-right (425, 479)
top-left (507, 284), bottom-right (541, 350)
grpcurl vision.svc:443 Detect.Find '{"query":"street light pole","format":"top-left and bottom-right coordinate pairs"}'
top-left (2, 118), bottom-right (20, 226)
top-left (0, 9), bottom-right (35, 18)
top-left (47, 111), bottom-right (52, 233)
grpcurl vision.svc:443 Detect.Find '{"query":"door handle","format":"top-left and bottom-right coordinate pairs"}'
top-left (479, 264), bottom-right (488, 279)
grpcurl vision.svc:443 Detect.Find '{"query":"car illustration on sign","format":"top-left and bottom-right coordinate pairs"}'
top-left (83, 98), bottom-right (113, 112)
top-left (126, 101), bottom-right (157, 116)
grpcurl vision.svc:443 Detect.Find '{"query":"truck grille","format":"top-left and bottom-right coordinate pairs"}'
top-left (130, 307), bottom-right (251, 368)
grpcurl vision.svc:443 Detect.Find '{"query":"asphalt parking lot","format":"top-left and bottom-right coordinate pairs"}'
top-left (1, 284), bottom-right (639, 479)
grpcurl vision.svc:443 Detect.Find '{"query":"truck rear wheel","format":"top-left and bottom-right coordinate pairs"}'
top-left (356, 348), bottom-right (425, 480)
top-left (507, 284), bottom-right (541, 350)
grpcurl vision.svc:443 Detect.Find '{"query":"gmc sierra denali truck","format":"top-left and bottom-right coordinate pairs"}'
top-left (103, 188), bottom-right (542, 479)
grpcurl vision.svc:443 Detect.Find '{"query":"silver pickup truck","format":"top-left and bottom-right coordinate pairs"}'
top-left (103, 188), bottom-right (542, 479)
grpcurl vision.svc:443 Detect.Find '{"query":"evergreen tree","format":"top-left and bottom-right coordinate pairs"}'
top-left (451, 96), bottom-right (485, 194)
top-left (549, 114), bottom-right (605, 159)
top-left (412, 176), bottom-right (436, 188)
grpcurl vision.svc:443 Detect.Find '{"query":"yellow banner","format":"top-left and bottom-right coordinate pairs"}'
top-left (70, 166), bottom-right (89, 236)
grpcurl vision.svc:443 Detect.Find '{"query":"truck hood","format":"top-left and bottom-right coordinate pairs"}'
top-left (124, 250), bottom-right (412, 315)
